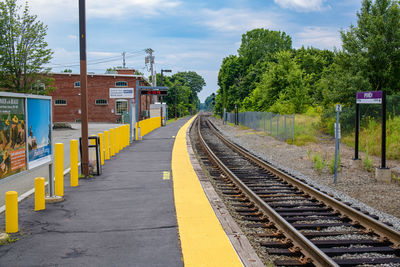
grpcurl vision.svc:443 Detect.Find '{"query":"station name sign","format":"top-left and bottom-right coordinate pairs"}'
top-left (141, 90), bottom-right (168, 96)
top-left (356, 91), bottom-right (382, 104)
top-left (109, 88), bottom-right (134, 99)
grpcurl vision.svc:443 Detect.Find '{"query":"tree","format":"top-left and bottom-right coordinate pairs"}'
top-left (0, 0), bottom-right (53, 94)
top-left (340, 0), bottom-right (400, 94)
top-left (238, 28), bottom-right (292, 67)
top-left (63, 69), bottom-right (72, 73)
top-left (242, 51), bottom-right (310, 114)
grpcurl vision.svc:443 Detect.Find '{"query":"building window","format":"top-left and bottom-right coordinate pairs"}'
top-left (115, 81), bottom-right (128, 87)
top-left (115, 100), bottom-right (128, 115)
top-left (74, 81), bottom-right (80, 88)
top-left (95, 99), bottom-right (108, 105)
top-left (55, 99), bottom-right (67, 106)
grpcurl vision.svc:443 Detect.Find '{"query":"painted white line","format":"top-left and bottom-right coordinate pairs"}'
top-left (0, 163), bottom-right (80, 214)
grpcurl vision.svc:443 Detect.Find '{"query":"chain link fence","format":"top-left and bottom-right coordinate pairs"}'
top-left (226, 111), bottom-right (295, 142)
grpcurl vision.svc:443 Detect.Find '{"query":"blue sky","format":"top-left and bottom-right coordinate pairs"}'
top-left (26, 0), bottom-right (362, 102)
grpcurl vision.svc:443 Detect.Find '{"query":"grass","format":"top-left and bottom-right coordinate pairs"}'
top-left (291, 113), bottom-right (319, 146)
top-left (342, 116), bottom-right (400, 160)
top-left (312, 152), bottom-right (325, 174)
top-left (362, 153), bottom-right (374, 172)
top-left (328, 154), bottom-right (341, 174)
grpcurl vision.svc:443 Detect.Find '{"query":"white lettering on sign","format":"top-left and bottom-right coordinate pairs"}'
top-left (364, 92), bottom-right (373, 98)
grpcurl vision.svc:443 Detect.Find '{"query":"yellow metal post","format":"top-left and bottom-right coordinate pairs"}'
top-left (110, 128), bottom-right (115, 156)
top-left (70, 140), bottom-right (79, 187)
top-left (55, 143), bottom-right (64, 196)
top-left (5, 191), bottom-right (18, 233)
top-left (35, 177), bottom-right (45, 211)
top-left (98, 132), bottom-right (104, 165)
top-left (123, 125), bottom-right (127, 148)
top-left (126, 125), bottom-right (129, 146)
top-left (115, 127), bottom-right (120, 153)
top-left (104, 130), bottom-right (110, 160)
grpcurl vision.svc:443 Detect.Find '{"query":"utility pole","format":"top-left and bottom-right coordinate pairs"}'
top-left (79, 0), bottom-right (89, 176)
top-left (145, 48), bottom-right (157, 102)
top-left (122, 51), bottom-right (126, 69)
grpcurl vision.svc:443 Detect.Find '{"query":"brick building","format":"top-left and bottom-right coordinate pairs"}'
top-left (49, 69), bottom-right (152, 123)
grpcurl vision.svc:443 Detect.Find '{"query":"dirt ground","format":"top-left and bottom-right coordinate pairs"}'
top-left (211, 117), bottom-right (400, 219)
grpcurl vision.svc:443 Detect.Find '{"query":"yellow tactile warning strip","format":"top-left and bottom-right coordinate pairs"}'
top-left (172, 116), bottom-right (243, 267)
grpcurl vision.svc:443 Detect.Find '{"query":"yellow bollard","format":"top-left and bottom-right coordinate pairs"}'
top-left (35, 177), bottom-right (45, 211)
top-left (104, 130), bottom-right (110, 160)
top-left (126, 125), bottom-right (130, 146)
top-left (110, 128), bottom-right (115, 156)
top-left (5, 191), bottom-right (18, 233)
top-left (55, 143), bottom-right (64, 197)
top-left (123, 125), bottom-right (127, 148)
top-left (70, 139), bottom-right (78, 187)
top-left (115, 127), bottom-right (120, 153)
top-left (98, 132), bottom-right (104, 165)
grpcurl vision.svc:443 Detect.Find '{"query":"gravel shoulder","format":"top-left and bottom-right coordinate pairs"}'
top-left (210, 117), bottom-right (400, 231)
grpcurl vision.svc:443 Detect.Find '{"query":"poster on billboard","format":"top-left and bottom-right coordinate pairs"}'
top-left (0, 97), bottom-right (26, 179)
top-left (27, 98), bottom-right (52, 169)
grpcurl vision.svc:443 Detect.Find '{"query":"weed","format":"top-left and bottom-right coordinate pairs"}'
top-left (328, 154), bottom-right (341, 174)
top-left (363, 154), bottom-right (374, 172)
top-left (307, 147), bottom-right (312, 160)
top-left (312, 152), bottom-right (325, 173)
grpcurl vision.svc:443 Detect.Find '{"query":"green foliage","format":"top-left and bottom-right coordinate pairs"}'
top-left (328, 154), bottom-right (341, 174)
top-left (0, 0), bottom-right (53, 94)
top-left (160, 71), bottom-right (205, 118)
top-left (312, 152), bottom-right (325, 173)
top-left (341, 0), bottom-right (400, 94)
top-left (243, 51), bottom-right (310, 113)
top-left (363, 153), bottom-right (374, 172)
top-left (63, 69), bottom-right (72, 73)
top-left (238, 28), bottom-right (292, 67)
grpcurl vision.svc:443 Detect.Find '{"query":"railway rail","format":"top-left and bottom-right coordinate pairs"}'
top-left (194, 114), bottom-right (400, 266)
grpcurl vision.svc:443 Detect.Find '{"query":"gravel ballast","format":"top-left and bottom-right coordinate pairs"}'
top-left (210, 117), bottom-right (400, 232)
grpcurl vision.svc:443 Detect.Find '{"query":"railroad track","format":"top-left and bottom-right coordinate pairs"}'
top-left (194, 114), bottom-right (400, 266)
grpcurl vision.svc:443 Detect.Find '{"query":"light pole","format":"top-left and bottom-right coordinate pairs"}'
top-left (160, 69), bottom-right (171, 125)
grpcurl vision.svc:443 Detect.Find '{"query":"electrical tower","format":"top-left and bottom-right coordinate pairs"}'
top-left (145, 48), bottom-right (156, 86)
top-left (122, 51), bottom-right (126, 69)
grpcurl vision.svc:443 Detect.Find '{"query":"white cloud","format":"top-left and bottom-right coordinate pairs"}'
top-left (274, 0), bottom-right (326, 12)
top-left (25, 0), bottom-right (181, 22)
top-left (68, 35), bottom-right (78, 40)
top-left (295, 27), bottom-right (341, 49)
top-left (199, 8), bottom-right (281, 33)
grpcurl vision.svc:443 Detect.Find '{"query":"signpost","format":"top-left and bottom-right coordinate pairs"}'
top-left (355, 91), bottom-right (387, 169)
top-left (334, 104), bottom-right (341, 184)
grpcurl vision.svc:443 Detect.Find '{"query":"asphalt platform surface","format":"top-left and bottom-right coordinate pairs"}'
top-left (0, 117), bottom-right (192, 266)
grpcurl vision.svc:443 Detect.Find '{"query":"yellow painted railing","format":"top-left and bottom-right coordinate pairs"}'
top-left (136, 116), bottom-right (163, 138)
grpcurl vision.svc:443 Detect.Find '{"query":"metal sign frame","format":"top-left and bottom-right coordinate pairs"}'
top-left (0, 92), bottom-right (54, 194)
top-left (354, 90), bottom-right (387, 169)
top-left (134, 81), bottom-right (169, 140)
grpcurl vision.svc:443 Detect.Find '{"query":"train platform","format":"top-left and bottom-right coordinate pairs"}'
top-left (0, 116), bottom-right (245, 266)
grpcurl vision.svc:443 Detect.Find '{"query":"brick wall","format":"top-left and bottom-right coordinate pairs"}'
top-left (50, 73), bottom-right (151, 123)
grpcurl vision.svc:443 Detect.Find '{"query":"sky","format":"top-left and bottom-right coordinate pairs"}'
top-left (25, 0), bottom-right (362, 102)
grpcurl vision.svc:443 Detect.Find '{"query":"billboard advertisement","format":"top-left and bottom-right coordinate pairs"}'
top-left (27, 98), bottom-right (52, 169)
top-left (0, 97), bottom-right (26, 179)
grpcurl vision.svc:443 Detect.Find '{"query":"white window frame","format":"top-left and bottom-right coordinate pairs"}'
top-left (74, 81), bottom-right (80, 88)
top-left (115, 99), bottom-right (128, 115)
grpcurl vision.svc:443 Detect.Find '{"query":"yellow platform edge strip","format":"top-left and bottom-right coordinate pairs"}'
top-left (172, 116), bottom-right (243, 267)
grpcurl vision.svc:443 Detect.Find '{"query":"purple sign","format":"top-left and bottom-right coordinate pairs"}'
top-left (356, 91), bottom-right (382, 104)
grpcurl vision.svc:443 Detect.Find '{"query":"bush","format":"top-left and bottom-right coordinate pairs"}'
top-left (363, 154), bottom-right (374, 172)
top-left (328, 154), bottom-right (341, 174)
top-left (312, 152), bottom-right (325, 173)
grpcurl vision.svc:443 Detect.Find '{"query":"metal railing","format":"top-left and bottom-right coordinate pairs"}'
top-left (226, 111), bottom-right (295, 142)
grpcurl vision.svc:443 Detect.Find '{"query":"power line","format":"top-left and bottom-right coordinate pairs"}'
top-left (48, 49), bottom-right (146, 68)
